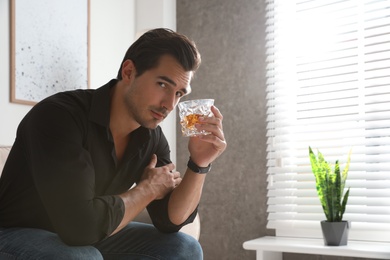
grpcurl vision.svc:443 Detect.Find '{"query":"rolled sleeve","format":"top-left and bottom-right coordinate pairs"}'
top-left (147, 193), bottom-right (198, 233)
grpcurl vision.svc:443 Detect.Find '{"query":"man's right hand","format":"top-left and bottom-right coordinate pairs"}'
top-left (139, 154), bottom-right (182, 200)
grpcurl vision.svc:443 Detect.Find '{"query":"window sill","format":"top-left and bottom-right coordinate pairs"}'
top-left (243, 236), bottom-right (390, 260)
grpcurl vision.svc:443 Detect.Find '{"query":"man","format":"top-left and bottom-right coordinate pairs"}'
top-left (0, 28), bottom-right (227, 259)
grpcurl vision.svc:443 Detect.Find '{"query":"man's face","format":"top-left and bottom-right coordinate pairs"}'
top-left (124, 55), bottom-right (193, 129)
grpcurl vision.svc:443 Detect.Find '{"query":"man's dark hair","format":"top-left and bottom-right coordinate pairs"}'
top-left (116, 28), bottom-right (201, 79)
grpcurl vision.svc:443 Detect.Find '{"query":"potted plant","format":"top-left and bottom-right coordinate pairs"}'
top-left (309, 147), bottom-right (351, 246)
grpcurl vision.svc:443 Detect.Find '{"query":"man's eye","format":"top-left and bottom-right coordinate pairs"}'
top-left (159, 82), bottom-right (166, 88)
top-left (176, 92), bottom-right (184, 97)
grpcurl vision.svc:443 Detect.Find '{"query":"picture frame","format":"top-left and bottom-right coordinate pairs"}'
top-left (10, 0), bottom-right (90, 105)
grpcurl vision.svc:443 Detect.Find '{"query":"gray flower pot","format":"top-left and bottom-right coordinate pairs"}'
top-left (320, 220), bottom-right (350, 246)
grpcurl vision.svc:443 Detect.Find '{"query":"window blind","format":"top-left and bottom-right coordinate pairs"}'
top-left (265, 0), bottom-right (390, 242)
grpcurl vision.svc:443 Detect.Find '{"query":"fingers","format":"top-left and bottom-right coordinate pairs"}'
top-left (196, 106), bottom-right (225, 141)
top-left (148, 154), bottom-right (158, 169)
top-left (149, 154), bottom-right (181, 187)
top-left (167, 169), bottom-right (181, 187)
top-left (170, 170), bottom-right (180, 178)
top-left (148, 154), bottom-right (178, 176)
top-left (171, 171), bottom-right (182, 187)
top-left (141, 158), bottom-right (181, 199)
top-left (192, 105), bottom-right (227, 158)
top-left (211, 105), bottom-right (223, 122)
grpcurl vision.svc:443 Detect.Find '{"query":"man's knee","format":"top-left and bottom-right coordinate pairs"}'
top-left (171, 232), bottom-right (203, 260)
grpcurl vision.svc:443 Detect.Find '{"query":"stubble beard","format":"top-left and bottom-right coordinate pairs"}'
top-left (123, 92), bottom-right (162, 130)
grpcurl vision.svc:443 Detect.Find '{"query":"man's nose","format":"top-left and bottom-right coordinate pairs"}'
top-left (162, 94), bottom-right (176, 111)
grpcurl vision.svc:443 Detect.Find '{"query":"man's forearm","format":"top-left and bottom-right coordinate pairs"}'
top-left (168, 169), bottom-right (206, 225)
top-left (111, 184), bottom-right (156, 236)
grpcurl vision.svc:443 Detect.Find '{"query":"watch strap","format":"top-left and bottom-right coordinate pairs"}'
top-left (187, 157), bottom-right (212, 174)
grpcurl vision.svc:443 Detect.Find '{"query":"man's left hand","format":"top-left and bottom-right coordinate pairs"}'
top-left (188, 105), bottom-right (227, 167)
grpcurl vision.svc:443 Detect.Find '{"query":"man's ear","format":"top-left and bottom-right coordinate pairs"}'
top-left (121, 59), bottom-right (136, 80)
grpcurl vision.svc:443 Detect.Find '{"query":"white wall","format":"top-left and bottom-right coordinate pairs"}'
top-left (89, 0), bottom-right (135, 88)
top-left (0, 0), bottom-right (176, 162)
top-left (0, 0), bottom-right (31, 145)
top-left (135, 0), bottom-right (177, 164)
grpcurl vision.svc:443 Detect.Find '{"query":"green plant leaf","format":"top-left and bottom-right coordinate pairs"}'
top-left (309, 147), bottom-right (351, 222)
top-left (340, 149), bottom-right (352, 192)
top-left (309, 147), bottom-right (328, 220)
top-left (334, 161), bottom-right (341, 221)
top-left (340, 188), bottom-right (350, 221)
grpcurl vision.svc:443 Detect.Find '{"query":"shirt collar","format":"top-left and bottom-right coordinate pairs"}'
top-left (89, 79), bottom-right (117, 127)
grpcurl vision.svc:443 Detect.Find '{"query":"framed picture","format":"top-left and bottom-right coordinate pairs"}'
top-left (10, 0), bottom-right (90, 105)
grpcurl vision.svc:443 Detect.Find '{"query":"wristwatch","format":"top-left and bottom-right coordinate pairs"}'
top-left (187, 157), bottom-right (212, 174)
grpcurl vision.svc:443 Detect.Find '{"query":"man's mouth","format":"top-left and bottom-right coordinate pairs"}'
top-left (151, 110), bottom-right (167, 121)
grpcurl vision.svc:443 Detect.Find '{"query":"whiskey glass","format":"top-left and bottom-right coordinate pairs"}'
top-left (178, 99), bottom-right (214, 137)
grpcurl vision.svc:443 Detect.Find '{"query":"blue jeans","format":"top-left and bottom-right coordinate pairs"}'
top-left (0, 222), bottom-right (203, 260)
